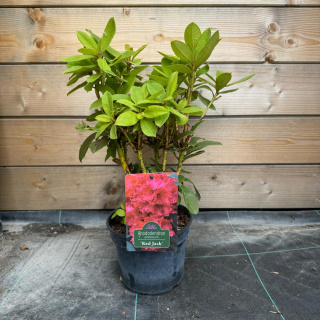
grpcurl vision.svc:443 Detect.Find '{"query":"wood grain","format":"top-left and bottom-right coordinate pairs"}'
top-left (1, 64), bottom-right (320, 116)
top-left (0, 165), bottom-right (319, 210)
top-left (0, 7), bottom-right (319, 62)
top-left (1, 0), bottom-right (320, 7)
top-left (0, 118), bottom-right (319, 166)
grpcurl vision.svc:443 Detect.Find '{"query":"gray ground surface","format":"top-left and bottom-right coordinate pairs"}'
top-left (0, 210), bottom-right (319, 320)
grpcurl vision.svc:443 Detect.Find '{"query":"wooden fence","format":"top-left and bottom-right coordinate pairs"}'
top-left (0, 1), bottom-right (319, 210)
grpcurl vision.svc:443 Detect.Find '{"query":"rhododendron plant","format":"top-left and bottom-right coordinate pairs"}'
top-left (61, 18), bottom-right (254, 219)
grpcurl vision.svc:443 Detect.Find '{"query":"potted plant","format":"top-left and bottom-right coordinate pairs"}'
top-left (61, 18), bottom-right (254, 295)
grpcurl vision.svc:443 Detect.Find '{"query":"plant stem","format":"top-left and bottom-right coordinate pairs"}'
top-left (119, 127), bottom-right (137, 152)
top-left (200, 93), bottom-right (218, 121)
top-left (115, 140), bottom-right (131, 174)
top-left (137, 131), bottom-right (147, 173)
top-left (177, 152), bottom-right (184, 175)
top-left (162, 123), bottom-right (169, 172)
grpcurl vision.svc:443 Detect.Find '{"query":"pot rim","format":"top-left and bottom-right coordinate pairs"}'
top-left (107, 204), bottom-right (193, 239)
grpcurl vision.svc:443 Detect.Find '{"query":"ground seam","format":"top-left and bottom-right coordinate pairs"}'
top-left (227, 211), bottom-right (286, 320)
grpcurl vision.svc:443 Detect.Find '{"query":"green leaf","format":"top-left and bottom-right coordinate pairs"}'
top-left (111, 208), bottom-right (126, 219)
top-left (95, 123), bottom-right (109, 139)
top-left (115, 111), bottom-right (138, 126)
top-left (177, 98), bottom-right (187, 111)
top-left (143, 105), bottom-right (168, 118)
top-left (176, 130), bottom-right (193, 141)
top-left (97, 58), bottom-right (111, 72)
top-left (191, 120), bottom-right (204, 132)
top-left (184, 22), bottom-right (201, 49)
top-left (60, 54), bottom-right (94, 62)
top-left (195, 30), bottom-right (220, 68)
top-left (227, 74), bottom-right (255, 87)
top-left (140, 118), bottom-right (157, 137)
top-left (86, 73), bottom-right (101, 83)
top-left (183, 177), bottom-right (201, 200)
top-left (102, 91), bottom-right (114, 118)
top-left (195, 28), bottom-right (211, 56)
top-left (171, 40), bottom-right (193, 62)
top-left (132, 44), bottom-right (148, 59)
top-left (130, 86), bottom-right (146, 104)
top-left (169, 108), bottom-right (188, 125)
top-left (110, 124), bottom-right (117, 139)
top-left (158, 51), bottom-right (180, 62)
top-left (187, 140), bottom-right (222, 155)
top-left (105, 140), bottom-right (116, 161)
top-left (180, 185), bottom-right (199, 214)
top-left (147, 83), bottom-right (165, 98)
top-left (84, 81), bottom-right (94, 92)
top-left (86, 110), bottom-right (101, 121)
top-left (147, 74), bottom-right (168, 86)
top-left (184, 150), bottom-right (205, 161)
top-left (216, 70), bottom-right (224, 78)
top-left (89, 137), bottom-right (109, 153)
top-left (148, 89), bottom-right (165, 101)
top-left (161, 58), bottom-right (173, 77)
top-left (198, 94), bottom-right (214, 110)
top-left (79, 133), bottom-right (95, 162)
top-left (95, 114), bottom-right (112, 123)
top-left (196, 64), bottom-right (209, 77)
top-left (182, 106), bottom-right (203, 115)
top-left (89, 99), bottom-right (102, 110)
top-left (75, 123), bottom-right (90, 133)
top-left (216, 73), bottom-right (232, 92)
top-left (220, 88), bottom-right (239, 94)
top-left (86, 29), bottom-right (100, 43)
top-left (117, 99), bottom-right (139, 111)
top-left (154, 112), bottom-right (169, 127)
top-left (67, 82), bottom-right (87, 96)
top-left (78, 48), bottom-right (98, 55)
top-left (168, 64), bottom-right (192, 74)
top-left (99, 17), bottom-right (116, 52)
top-left (77, 31), bottom-right (98, 52)
top-left (166, 71), bottom-right (178, 98)
top-left (113, 94), bottom-right (130, 101)
top-left (119, 74), bottom-right (136, 94)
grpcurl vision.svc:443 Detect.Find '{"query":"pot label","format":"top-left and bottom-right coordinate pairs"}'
top-left (125, 172), bottom-right (178, 252)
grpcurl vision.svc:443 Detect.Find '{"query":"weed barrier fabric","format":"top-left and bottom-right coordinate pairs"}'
top-left (0, 209), bottom-right (319, 319)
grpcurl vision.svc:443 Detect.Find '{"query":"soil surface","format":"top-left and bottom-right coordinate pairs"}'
top-left (111, 210), bottom-right (190, 235)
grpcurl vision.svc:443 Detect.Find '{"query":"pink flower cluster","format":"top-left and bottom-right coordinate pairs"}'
top-left (125, 173), bottom-right (178, 244)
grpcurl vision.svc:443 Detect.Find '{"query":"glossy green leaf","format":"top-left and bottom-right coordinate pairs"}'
top-left (86, 73), bottom-right (101, 83)
top-left (169, 108), bottom-right (188, 125)
top-left (177, 98), bottom-right (187, 111)
top-left (79, 133), bottom-right (95, 162)
top-left (182, 106), bottom-right (203, 114)
top-left (171, 40), bottom-right (193, 62)
top-left (196, 64), bottom-right (209, 77)
top-left (89, 137), bottom-right (109, 153)
top-left (195, 28), bottom-right (211, 56)
top-left (140, 118), bottom-right (157, 137)
top-left (154, 112), bottom-right (169, 127)
top-left (105, 140), bottom-right (116, 161)
top-left (166, 72), bottom-right (178, 98)
top-left (216, 73), bottom-right (232, 92)
top-left (67, 82), bottom-right (86, 96)
top-left (119, 74), bottom-right (136, 94)
top-left (132, 44), bottom-right (148, 59)
top-left (130, 86), bottom-right (146, 104)
top-left (95, 123), bottom-right (109, 139)
top-left (158, 51), bottom-right (180, 62)
top-left (86, 29), bottom-right (100, 43)
top-left (60, 55), bottom-right (94, 62)
top-left (195, 30), bottom-right (220, 68)
top-left (99, 17), bottom-right (116, 52)
top-left (113, 94), bottom-right (130, 101)
top-left (78, 48), bottom-right (98, 55)
top-left (143, 105), bottom-right (168, 118)
top-left (89, 99), bottom-right (102, 110)
top-left (219, 88), bottom-right (239, 94)
top-left (102, 91), bottom-right (114, 118)
top-left (111, 208), bottom-right (126, 219)
top-left (95, 114), bottom-right (112, 123)
top-left (115, 111), bottom-right (139, 126)
top-left (97, 58), bottom-right (111, 72)
top-left (168, 64), bottom-right (192, 74)
top-left (180, 185), bottom-right (199, 214)
top-left (77, 31), bottom-right (98, 52)
top-left (110, 124), bottom-right (117, 139)
top-left (75, 123), bottom-right (90, 133)
top-left (187, 140), bottom-right (222, 155)
top-left (184, 22), bottom-right (201, 49)
top-left (227, 74), bottom-right (255, 87)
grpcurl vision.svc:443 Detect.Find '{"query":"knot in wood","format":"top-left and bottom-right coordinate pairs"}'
top-left (268, 22), bottom-right (280, 34)
top-left (286, 36), bottom-right (297, 47)
top-left (28, 8), bottom-right (45, 24)
top-left (123, 8), bottom-right (130, 16)
top-left (35, 38), bottom-right (46, 49)
top-left (265, 52), bottom-right (276, 63)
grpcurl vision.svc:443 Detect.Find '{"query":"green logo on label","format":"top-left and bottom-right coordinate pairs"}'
top-left (134, 222), bottom-right (170, 248)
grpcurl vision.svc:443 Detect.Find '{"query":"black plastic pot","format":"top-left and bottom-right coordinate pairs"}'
top-left (107, 205), bottom-right (193, 295)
